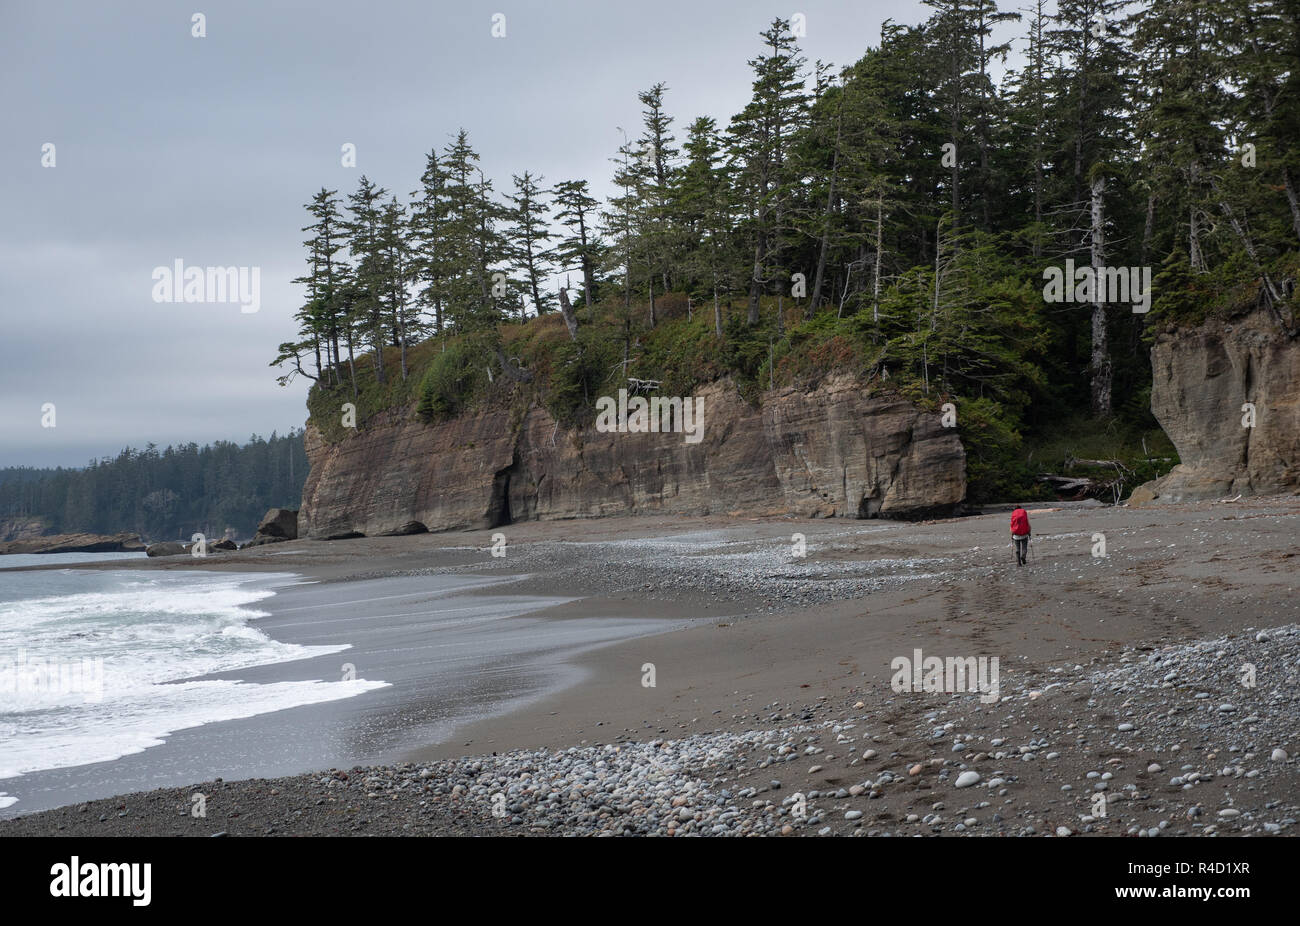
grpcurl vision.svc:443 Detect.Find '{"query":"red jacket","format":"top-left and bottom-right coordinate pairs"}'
top-left (1010, 508), bottom-right (1030, 536)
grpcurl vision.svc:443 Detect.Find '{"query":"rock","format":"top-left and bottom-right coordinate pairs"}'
top-left (145, 541), bottom-right (190, 557)
top-left (1056, 826), bottom-right (1072, 837)
top-left (299, 376), bottom-right (967, 538)
top-left (209, 538), bottom-right (238, 551)
top-left (1131, 304), bottom-right (1300, 504)
top-left (954, 771), bottom-right (980, 789)
top-left (844, 810), bottom-right (863, 821)
top-left (1117, 723), bottom-right (1135, 732)
top-left (243, 508), bottom-right (299, 547)
top-left (378, 521), bottom-right (429, 536)
top-left (0, 531), bottom-right (145, 555)
top-left (862, 750), bottom-right (877, 761)
top-left (1271, 748), bottom-right (1288, 762)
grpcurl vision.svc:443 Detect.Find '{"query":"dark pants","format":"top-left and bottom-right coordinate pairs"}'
top-left (1013, 535), bottom-right (1029, 565)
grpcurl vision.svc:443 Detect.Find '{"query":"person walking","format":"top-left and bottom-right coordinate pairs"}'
top-left (1010, 506), bottom-right (1031, 566)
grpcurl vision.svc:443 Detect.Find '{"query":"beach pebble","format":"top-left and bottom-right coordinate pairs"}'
top-left (1271, 748), bottom-right (1288, 762)
top-left (954, 771), bottom-right (980, 789)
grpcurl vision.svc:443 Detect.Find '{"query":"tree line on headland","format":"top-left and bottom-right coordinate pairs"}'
top-left (273, 1), bottom-right (1294, 503)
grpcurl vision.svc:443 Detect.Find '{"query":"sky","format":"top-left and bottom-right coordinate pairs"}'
top-left (0, 0), bottom-right (1022, 468)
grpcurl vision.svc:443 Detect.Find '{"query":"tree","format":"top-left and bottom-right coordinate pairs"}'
top-left (343, 175), bottom-right (390, 384)
top-left (676, 115), bottom-right (735, 336)
top-left (728, 18), bottom-right (809, 326)
top-left (553, 179), bottom-right (603, 309)
top-left (409, 150), bottom-right (451, 333)
top-left (506, 171), bottom-right (554, 318)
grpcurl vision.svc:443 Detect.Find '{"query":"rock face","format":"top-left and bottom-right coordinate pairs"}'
top-left (0, 517), bottom-right (49, 543)
top-left (242, 508), bottom-right (299, 547)
top-left (0, 531), bottom-right (145, 555)
top-left (1131, 304), bottom-right (1300, 504)
top-left (300, 375), bottom-right (966, 538)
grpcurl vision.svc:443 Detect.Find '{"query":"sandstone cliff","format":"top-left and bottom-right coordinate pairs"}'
top-left (299, 375), bottom-right (966, 537)
top-left (1131, 303), bottom-right (1300, 504)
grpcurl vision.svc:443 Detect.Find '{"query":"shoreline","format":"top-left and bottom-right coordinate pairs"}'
top-left (1, 498), bottom-right (1298, 834)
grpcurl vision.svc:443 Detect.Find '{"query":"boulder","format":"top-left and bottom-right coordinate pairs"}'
top-left (145, 541), bottom-right (190, 557)
top-left (255, 508), bottom-right (298, 540)
top-left (241, 508), bottom-right (299, 547)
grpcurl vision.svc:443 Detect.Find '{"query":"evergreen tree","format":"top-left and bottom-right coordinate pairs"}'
top-left (727, 18), bottom-right (809, 326)
top-left (553, 179), bottom-right (603, 309)
top-left (506, 171), bottom-right (554, 318)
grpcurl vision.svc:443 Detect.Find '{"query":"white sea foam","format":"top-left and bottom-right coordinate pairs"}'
top-left (0, 569), bottom-right (388, 787)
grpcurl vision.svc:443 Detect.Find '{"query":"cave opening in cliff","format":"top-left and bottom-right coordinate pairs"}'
top-left (488, 461), bottom-right (514, 528)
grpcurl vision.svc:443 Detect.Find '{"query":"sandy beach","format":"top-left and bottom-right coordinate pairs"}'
top-left (1, 498), bottom-right (1297, 836)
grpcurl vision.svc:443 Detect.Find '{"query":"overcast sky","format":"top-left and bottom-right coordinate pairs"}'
top-left (1, 0), bottom-right (1006, 468)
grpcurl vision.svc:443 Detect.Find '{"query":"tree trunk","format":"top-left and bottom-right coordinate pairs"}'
top-left (1282, 166), bottom-right (1300, 245)
top-left (1189, 161), bottom-right (1206, 273)
top-left (873, 195), bottom-right (883, 324)
top-left (1089, 176), bottom-right (1112, 417)
top-left (809, 112), bottom-right (842, 313)
top-left (558, 288), bottom-right (580, 342)
top-left (345, 326), bottom-right (358, 399)
top-left (747, 230), bottom-right (763, 326)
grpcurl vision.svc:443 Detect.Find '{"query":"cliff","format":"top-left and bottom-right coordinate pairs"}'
top-left (299, 375), bottom-right (966, 537)
top-left (1130, 303), bottom-right (1300, 504)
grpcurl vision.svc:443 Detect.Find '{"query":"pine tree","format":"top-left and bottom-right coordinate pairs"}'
top-left (343, 175), bottom-right (389, 384)
top-left (553, 179), bottom-right (603, 309)
top-left (676, 115), bottom-right (735, 336)
top-left (409, 150), bottom-right (451, 333)
top-left (728, 17), bottom-right (809, 325)
top-left (636, 82), bottom-right (681, 302)
top-left (506, 171), bottom-right (554, 318)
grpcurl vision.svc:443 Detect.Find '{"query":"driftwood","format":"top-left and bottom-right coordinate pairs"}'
top-left (493, 346), bottom-right (533, 384)
top-left (627, 377), bottom-right (661, 394)
top-left (1038, 455), bottom-right (1135, 503)
top-left (558, 288), bottom-right (580, 342)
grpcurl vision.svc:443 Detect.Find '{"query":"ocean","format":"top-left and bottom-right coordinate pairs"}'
top-left (0, 559), bottom-right (387, 810)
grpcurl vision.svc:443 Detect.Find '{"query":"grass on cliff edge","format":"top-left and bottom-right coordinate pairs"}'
top-left (305, 292), bottom-right (1179, 505)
